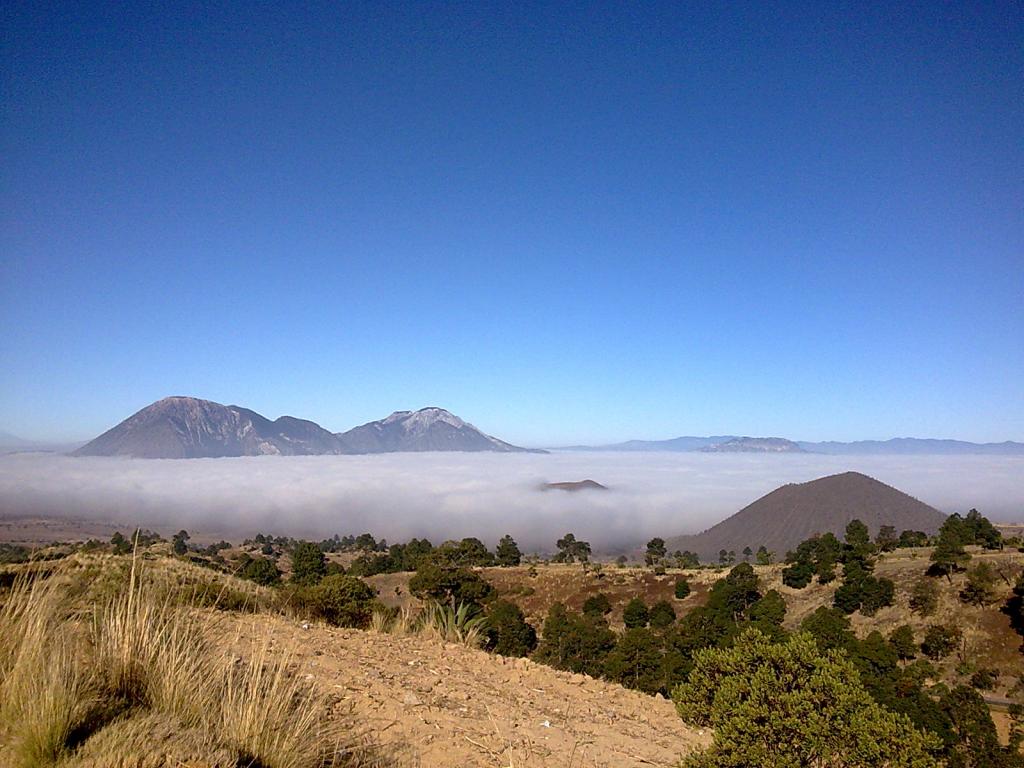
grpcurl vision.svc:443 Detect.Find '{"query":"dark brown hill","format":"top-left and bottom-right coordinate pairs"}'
top-left (665, 471), bottom-right (946, 563)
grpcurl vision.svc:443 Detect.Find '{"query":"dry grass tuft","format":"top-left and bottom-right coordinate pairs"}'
top-left (390, 606), bottom-right (415, 637)
top-left (370, 607), bottom-right (393, 634)
top-left (0, 575), bottom-right (94, 767)
top-left (220, 643), bottom-right (339, 768)
top-left (0, 551), bottom-right (398, 768)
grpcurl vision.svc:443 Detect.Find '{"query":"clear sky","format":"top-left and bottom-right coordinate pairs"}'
top-left (2, 1), bottom-right (1021, 445)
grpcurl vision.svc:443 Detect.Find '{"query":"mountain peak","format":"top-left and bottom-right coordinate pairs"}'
top-left (340, 407), bottom-right (541, 453)
top-left (666, 470), bottom-right (945, 562)
top-left (74, 396), bottom-right (341, 458)
top-left (74, 397), bottom-right (543, 457)
top-left (398, 407), bottom-right (467, 431)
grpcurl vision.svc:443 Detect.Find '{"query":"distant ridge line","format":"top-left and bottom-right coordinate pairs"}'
top-left (557, 435), bottom-right (1024, 455)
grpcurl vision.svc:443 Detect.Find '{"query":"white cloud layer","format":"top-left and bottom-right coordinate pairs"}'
top-left (0, 452), bottom-right (1021, 551)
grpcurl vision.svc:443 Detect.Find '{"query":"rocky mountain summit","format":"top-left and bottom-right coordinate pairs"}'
top-left (73, 398), bottom-right (541, 458)
top-left (340, 407), bottom-right (541, 453)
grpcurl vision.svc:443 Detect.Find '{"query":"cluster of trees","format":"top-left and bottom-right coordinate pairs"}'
top-left (639, 539), bottom-right (701, 569)
top-left (553, 533), bottom-right (592, 563)
top-left (534, 563), bottom-right (786, 696)
top-left (109, 529), bottom-right (163, 554)
top-left (107, 528), bottom-right (232, 560)
top-left (832, 520), bottom-right (896, 615)
top-left (348, 537), bottom-right (440, 576)
top-left (795, 604), bottom-right (1023, 765)
top-left (236, 551), bottom-right (282, 585)
top-left (264, 541), bottom-right (381, 627)
top-left (931, 509), bottom-right (1003, 580)
top-left (243, 531), bottom-right (390, 556)
top-left (519, 548), bottom-right (1017, 766)
top-left (642, 539), bottom-right (770, 569)
top-left (349, 535), bottom-right (524, 576)
top-left (782, 520), bottom-right (896, 616)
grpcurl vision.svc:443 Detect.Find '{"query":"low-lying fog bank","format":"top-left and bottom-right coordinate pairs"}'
top-left (0, 452), bottom-right (1020, 551)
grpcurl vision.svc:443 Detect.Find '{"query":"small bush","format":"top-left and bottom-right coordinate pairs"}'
top-left (290, 541), bottom-right (326, 585)
top-left (239, 555), bottom-right (281, 586)
top-left (970, 667), bottom-right (998, 691)
top-left (484, 599), bottom-right (537, 657)
top-left (921, 623), bottom-right (961, 660)
top-left (304, 574), bottom-right (378, 628)
top-left (623, 597), bottom-right (649, 628)
top-left (408, 561), bottom-right (494, 609)
top-left (582, 593), bottom-right (612, 617)
top-left (674, 578), bottom-right (691, 600)
top-left (649, 599), bottom-right (676, 628)
top-left (909, 578), bottom-right (939, 616)
top-left (889, 625), bottom-right (917, 661)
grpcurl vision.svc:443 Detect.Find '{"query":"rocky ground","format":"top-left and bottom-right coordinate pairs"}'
top-left (216, 612), bottom-right (708, 768)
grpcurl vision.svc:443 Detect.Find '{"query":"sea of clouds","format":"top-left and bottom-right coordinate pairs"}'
top-left (0, 452), bottom-right (1021, 551)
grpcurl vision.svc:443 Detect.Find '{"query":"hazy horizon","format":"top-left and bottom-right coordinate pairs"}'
top-left (2, 452), bottom-right (1021, 551)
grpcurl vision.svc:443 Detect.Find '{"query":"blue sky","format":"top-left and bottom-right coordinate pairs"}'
top-left (2, 1), bottom-right (1021, 445)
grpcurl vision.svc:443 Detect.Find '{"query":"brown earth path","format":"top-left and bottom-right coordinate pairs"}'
top-left (214, 613), bottom-right (709, 768)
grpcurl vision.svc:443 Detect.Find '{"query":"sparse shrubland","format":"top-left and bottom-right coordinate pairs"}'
top-left (3, 508), bottom-right (1022, 766)
top-left (0, 552), bottom-right (393, 767)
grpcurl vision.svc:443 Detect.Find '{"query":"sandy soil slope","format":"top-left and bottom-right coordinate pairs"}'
top-left (216, 613), bottom-right (708, 768)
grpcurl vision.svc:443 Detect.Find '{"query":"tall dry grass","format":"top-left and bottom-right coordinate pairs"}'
top-left (0, 575), bottom-right (94, 767)
top-left (413, 601), bottom-right (488, 648)
top-left (0, 552), bottom-right (391, 768)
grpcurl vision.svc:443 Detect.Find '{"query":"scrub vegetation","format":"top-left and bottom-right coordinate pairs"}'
top-left (2, 511), bottom-right (1023, 767)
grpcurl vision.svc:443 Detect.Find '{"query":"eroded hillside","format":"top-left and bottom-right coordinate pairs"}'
top-left (217, 613), bottom-right (709, 768)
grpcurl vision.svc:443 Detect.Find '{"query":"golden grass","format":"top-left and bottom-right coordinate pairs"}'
top-left (369, 601), bottom-right (485, 647)
top-left (369, 607), bottom-right (392, 634)
top-left (390, 605), bottom-right (415, 637)
top-left (0, 575), bottom-right (94, 767)
top-left (416, 602), bottom-right (487, 648)
top-left (368, 605), bottom-right (416, 637)
top-left (219, 643), bottom-right (336, 768)
top-left (90, 577), bottom-right (213, 728)
top-left (0, 551), bottom-right (395, 768)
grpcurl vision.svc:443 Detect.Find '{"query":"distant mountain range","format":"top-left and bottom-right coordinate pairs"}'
top-left (72, 397), bottom-right (543, 458)
top-left (665, 471), bottom-right (947, 562)
top-left (699, 437), bottom-right (804, 453)
top-left (562, 435), bottom-right (1024, 455)
top-left (795, 438), bottom-right (1024, 455)
top-left (0, 431), bottom-right (84, 455)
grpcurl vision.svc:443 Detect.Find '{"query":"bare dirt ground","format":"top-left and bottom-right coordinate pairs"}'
top-left (214, 612), bottom-right (709, 768)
